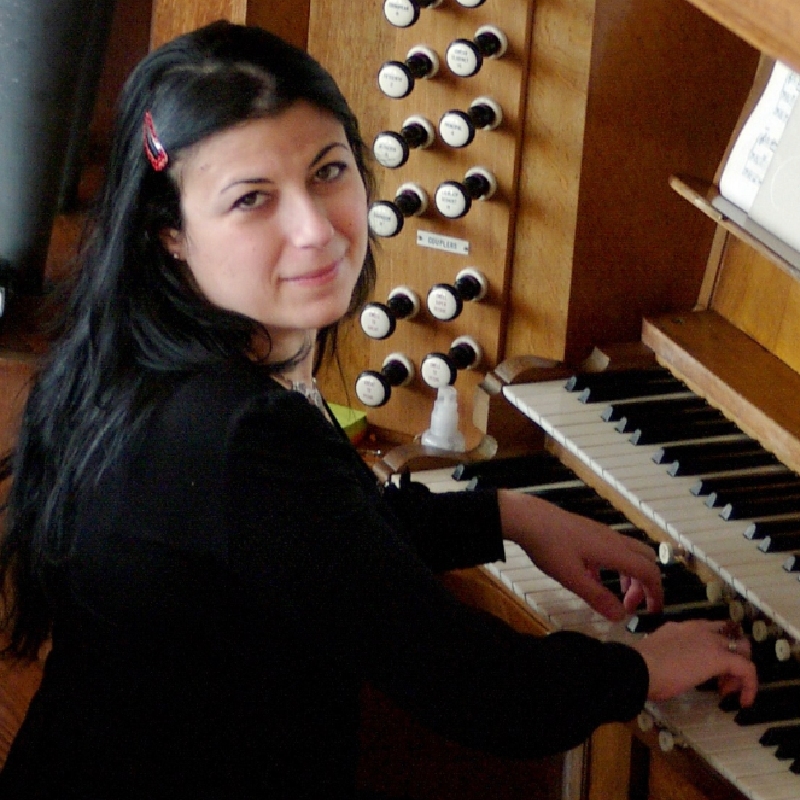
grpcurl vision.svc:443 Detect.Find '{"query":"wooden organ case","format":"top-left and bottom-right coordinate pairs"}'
top-left (302, 1), bottom-right (800, 799)
top-left (1, 3), bottom-right (799, 800)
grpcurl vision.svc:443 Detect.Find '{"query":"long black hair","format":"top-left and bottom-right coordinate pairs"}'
top-left (0, 20), bottom-right (376, 659)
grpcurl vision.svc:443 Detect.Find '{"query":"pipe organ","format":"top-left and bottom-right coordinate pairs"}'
top-left (1, 1), bottom-right (799, 800)
top-left (303, 2), bottom-right (800, 798)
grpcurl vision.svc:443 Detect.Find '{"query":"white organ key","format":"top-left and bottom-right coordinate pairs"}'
top-left (405, 467), bottom-right (463, 493)
top-left (412, 459), bottom-right (800, 800)
top-left (504, 379), bottom-right (800, 644)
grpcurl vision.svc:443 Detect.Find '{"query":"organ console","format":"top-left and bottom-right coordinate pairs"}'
top-left (304, 1), bottom-right (800, 797)
top-left (1, 2), bottom-right (798, 800)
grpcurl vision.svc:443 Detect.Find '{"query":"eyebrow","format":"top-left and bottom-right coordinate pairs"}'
top-left (220, 141), bottom-right (350, 195)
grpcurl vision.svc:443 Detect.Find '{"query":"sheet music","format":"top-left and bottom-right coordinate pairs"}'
top-left (718, 61), bottom-right (800, 213)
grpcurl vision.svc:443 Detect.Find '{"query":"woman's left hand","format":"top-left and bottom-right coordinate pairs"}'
top-left (498, 489), bottom-right (663, 621)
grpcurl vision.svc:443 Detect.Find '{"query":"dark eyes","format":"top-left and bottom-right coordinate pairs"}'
top-left (234, 191), bottom-right (269, 210)
top-left (314, 161), bottom-right (348, 183)
top-left (231, 161), bottom-right (351, 211)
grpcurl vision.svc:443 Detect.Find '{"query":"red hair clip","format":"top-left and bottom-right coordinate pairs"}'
top-left (143, 111), bottom-right (168, 171)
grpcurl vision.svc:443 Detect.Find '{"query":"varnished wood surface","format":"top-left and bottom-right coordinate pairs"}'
top-left (150, 0), bottom-right (246, 48)
top-left (683, 0), bottom-right (800, 74)
top-left (310, 0), bottom-right (536, 441)
top-left (643, 309), bottom-right (800, 475)
top-left (0, 647), bottom-right (43, 770)
top-left (150, 0), bottom-right (310, 50)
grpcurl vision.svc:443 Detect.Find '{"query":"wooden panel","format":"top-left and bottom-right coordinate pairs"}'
top-left (150, 0), bottom-right (246, 48)
top-left (246, 1), bottom-right (310, 50)
top-left (0, 646), bottom-right (44, 769)
top-left (312, 0), bottom-right (535, 444)
top-left (682, 0), bottom-right (800, 73)
top-left (150, 0), bottom-right (310, 49)
top-left (712, 235), bottom-right (800, 373)
top-left (559, 0), bottom-right (758, 362)
top-left (587, 723), bottom-right (632, 800)
top-left (642, 309), bottom-right (800, 474)
top-left (503, 0), bottom-right (596, 361)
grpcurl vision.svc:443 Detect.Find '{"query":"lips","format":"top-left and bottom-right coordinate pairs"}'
top-left (283, 259), bottom-right (341, 285)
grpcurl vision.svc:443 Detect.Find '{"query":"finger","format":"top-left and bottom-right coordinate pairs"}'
top-left (609, 550), bottom-right (663, 610)
top-left (718, 673), bottom-right (744, 698)
top-left (726, 660), bottom-right (758, 707)
top-left (621, 579), bottom-right (646, 614)
top-left (572, 576), bottom-right (627, 622)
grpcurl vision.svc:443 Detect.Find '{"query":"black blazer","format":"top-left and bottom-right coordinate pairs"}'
top-left (0, 361), bottom-right (647, 799)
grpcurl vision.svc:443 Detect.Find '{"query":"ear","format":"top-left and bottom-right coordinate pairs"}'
top-left (159, 228), bottom-right (186, 261)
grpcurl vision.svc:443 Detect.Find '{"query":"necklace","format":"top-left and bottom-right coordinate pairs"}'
top-left (290, 378), bottom-right (331, 421)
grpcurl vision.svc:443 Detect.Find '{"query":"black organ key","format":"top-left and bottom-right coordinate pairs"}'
top-left (625, 601), bottom-right (730, 634)
top-left (705, 474), bottom-right (800, 507)
top-left (454, 452), bottom-right (575, 489)
top-left (654, 439), bottom-right (779, 476)
top-left (564, 367), bottom-right (670, 392)
top-left (580, 378), bottom-right (687, 404)
top-left (722, 493), bottom-right (800, 521)
top-left (614, 402), bottom-right (723, 434)
top-left (601, 395), bottom-right (706, 424)
top-left (761, 723), bottom-right (800, 747)
top-left (667, 450), bottom-right (779, 477)
top-left (751, 639), bottom-right (800, 684)
top-left (654, 438), bottom-right (764, 465)
top-left (564, 368), bottom-right (687, 404)
top-left (728, 682), bottom-right (800, 726)
top-left (783, 553), bottom-right (800, 572)
top-left (759, 531), bottom-right (800, 553)
top-left (744, 517), bottom-right (800, 540)
top-left (524, 484), bottom-right (597, 504)
top-left (690, 467), bottom-right (794, 496)
top-left (776, 740), bottom-right (800, 760)
top-left (629, 418), bottom-right (741, 446)
top-left (619, 402), bottom-right (722, 428)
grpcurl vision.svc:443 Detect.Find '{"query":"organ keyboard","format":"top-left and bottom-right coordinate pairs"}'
top-left (404, 363), bottom-right (800, 800)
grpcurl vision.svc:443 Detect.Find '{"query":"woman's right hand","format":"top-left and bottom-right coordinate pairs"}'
top-left (633, 619), bottom-right (758, 706)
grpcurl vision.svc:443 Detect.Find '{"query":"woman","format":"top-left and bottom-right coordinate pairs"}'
top-left (0, 20), bottom-right (755, 799)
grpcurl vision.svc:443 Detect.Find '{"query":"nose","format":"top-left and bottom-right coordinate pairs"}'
top-left (282, 189), bottom-right (335, 249)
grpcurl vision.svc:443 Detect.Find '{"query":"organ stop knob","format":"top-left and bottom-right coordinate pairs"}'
top-left (453, 0), bottom-right (486, 6)
top-left (368, 183), bottom-right (428, 238)
top-left (373, 115), bottom-right (435, 169)
top-left (378, 46), bottom-right (439, 99)
top-left (439, 96), bottom-right (502, 148)
top-left (427, 268), bottom-right (487, 322)
top-left (383, 0), bottom-right (443, 28)
top-left (360, 286), bottom-right (421, 340)
top-left (355, 353), bottom-right (415, 408)
top-left (420, 335), bottom-right (482, 389)
top-left (446, 25), bottom-right (508, 78)
top-left (434, 167), bottom-right (496, 220)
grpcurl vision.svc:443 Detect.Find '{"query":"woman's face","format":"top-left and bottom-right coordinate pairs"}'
top-left (166, 102), bottom-right (369, 363)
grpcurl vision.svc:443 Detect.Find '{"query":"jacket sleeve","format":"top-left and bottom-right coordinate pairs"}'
top-left (226, 392), bottom-right (649, 758)
top-left (381, 474), bottom-right (505, 572)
